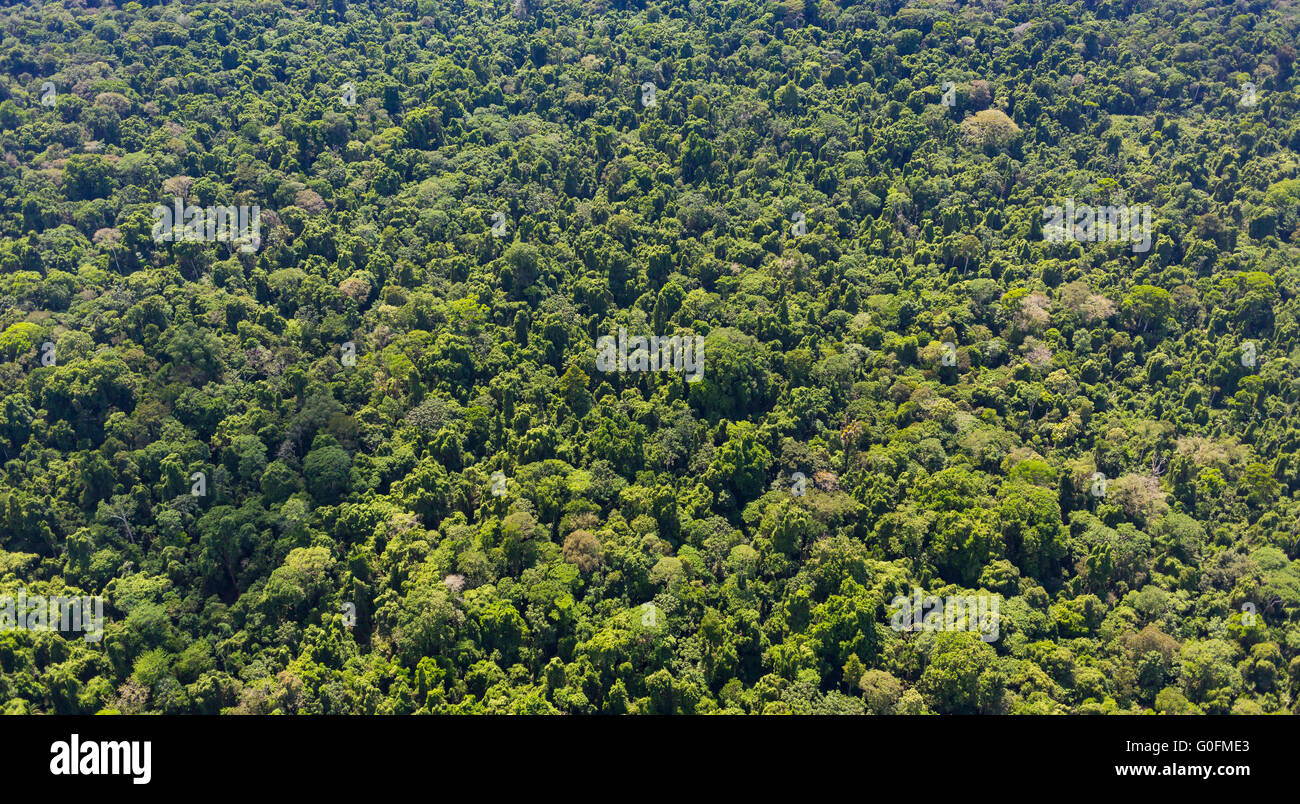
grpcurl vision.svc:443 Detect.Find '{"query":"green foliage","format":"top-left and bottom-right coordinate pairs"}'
top-left (1, 0), bottom-right (1298, 716)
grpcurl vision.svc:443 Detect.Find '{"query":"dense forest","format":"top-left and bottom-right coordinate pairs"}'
top-left (2, 0), bottom-right (1299, 716)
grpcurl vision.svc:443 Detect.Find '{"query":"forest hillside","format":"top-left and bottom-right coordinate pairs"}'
top-left (2, 0), bottom-right (1300, 715)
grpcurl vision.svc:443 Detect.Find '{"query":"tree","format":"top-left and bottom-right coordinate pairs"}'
top-left (960, 110), bottom-right (1020, 150)
top-left (304, 435), bottom-right (352, 504)
top-left (562, 529), bottom-right (602, 572)
top-left (1123, 285), bottom-right (1171, 333)
top-left (919, 631), bottom-right (1003, 714)
top-left (703, 422), bottom-right (773, 508)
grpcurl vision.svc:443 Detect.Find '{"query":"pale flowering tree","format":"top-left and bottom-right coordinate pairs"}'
top-left (561, 530), bottom-right (602, 573)
top-left (1081, 293), bottom-right (1116, 323)
top-left (1022, 337), bottom-right (1054, 369)
top-left (339, 274), bottom-right (372, 304)
top-left (1059, 281), bottom-right (1116, 323)
top-left (812, 470), bottom-right (839, 492)
top-left (960, 109), bottom-right (1021, 149)
top-left (294, 188), bottom-right (327, 214)
top-left (1109, 474), bottom-right (1170, 523)
top-left (1015, 291), bottom-right (1052, 331)
top-left (94, 91), bottom-right (132, 115)
top-left (93, 227), bottom-right (123, 271)
top-left (162, 174), bottom-right (194, 198)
